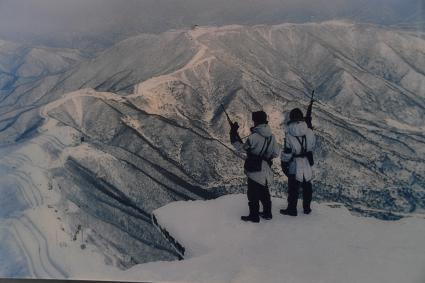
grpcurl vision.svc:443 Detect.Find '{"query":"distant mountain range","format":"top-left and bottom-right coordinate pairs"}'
top-left (0, 0), bottom-right (423, 50)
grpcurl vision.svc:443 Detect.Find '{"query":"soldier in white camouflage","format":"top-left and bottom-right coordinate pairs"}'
top-left (230, 111), bottom-right (280, 223)
top-left (280, 108), bottom-right (316, 216)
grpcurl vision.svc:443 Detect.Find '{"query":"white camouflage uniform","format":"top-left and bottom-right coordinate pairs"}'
top-left (232, 124), bottom-right (280, 186)
top-left (281, 121), bottom-right (316, 182)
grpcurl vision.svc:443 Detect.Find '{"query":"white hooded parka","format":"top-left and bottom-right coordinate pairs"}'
top-left (232, 124), bottom-right (280, 186)
top-left (281, 121), bottom-right (316, 182)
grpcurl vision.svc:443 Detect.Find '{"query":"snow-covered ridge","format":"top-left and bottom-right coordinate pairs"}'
top-left (0, 88), bottom-right (186, 277)
top-left (151, 214), bottom-right (185, 260)
top-left (0, 111), bottom-right (120, 278)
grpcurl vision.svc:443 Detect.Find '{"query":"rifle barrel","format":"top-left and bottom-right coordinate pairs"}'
top-left (220, 104), bottom-right (233, 125)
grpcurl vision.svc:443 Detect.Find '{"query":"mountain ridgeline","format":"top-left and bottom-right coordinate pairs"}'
top-left (1, 0), bottom-right (423, 50)
top-left (0, 22), bottom-right (424, 269)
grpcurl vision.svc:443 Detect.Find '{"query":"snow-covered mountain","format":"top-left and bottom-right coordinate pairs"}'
top-left (0, 39), bottom-right (85, 145)
top-left (0, 21), bottom-right (424, 276)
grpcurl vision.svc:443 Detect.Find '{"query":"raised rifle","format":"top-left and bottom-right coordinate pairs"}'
top-left (221, 104), bottom-right (235, 127)
top-left (305, 89), bottom-right (314, 129)
top-left (221, 104), bottom-right (243, 143)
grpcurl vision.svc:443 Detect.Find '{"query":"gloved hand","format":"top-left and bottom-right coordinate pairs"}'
top-left (230, 122), bottom-right (239, 133)
top-left (229, 122), bottom-right (243, 144)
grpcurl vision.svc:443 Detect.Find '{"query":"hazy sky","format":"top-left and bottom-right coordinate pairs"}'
top-left (0, 0), bottom-right (423, 49)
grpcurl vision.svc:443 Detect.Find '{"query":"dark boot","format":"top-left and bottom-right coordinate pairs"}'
top-left (241, 202), bottom-right (260, 223)
top-left (280, 208), bottom-right (297, 216)
top-left (259, 187), bottom-right (272, 220)
top-left (259, 211), bottom-right (272, 220)
top-left (302, 181), bottom-right (313, 215)
top-left (286, 175), bottom-right (299, 216)
top-left (259, 200), bottom-right (272, 220)
top-left (241, 215), bottom-right (260, 222)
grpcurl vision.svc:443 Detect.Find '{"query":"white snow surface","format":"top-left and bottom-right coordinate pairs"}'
top-left (122, 194), bottom-right (425, 283)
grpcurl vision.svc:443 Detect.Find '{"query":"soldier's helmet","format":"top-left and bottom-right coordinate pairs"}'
top-left (252, 111), bottom-right (268, 124)
top-left (289, 108), bottom-right (304, 123)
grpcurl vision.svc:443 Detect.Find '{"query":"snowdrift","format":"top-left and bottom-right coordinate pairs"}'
top-left (125, 194), bottom-right (425, 283)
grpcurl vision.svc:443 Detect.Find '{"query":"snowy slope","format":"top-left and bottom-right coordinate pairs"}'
top-left (0, 121), bottom-right (116, 278)
top-left (124, 194), bottom-right (425, 283)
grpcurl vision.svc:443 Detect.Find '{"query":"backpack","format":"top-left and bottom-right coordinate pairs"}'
top-left (244, 136), bottom-right (273, 172)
